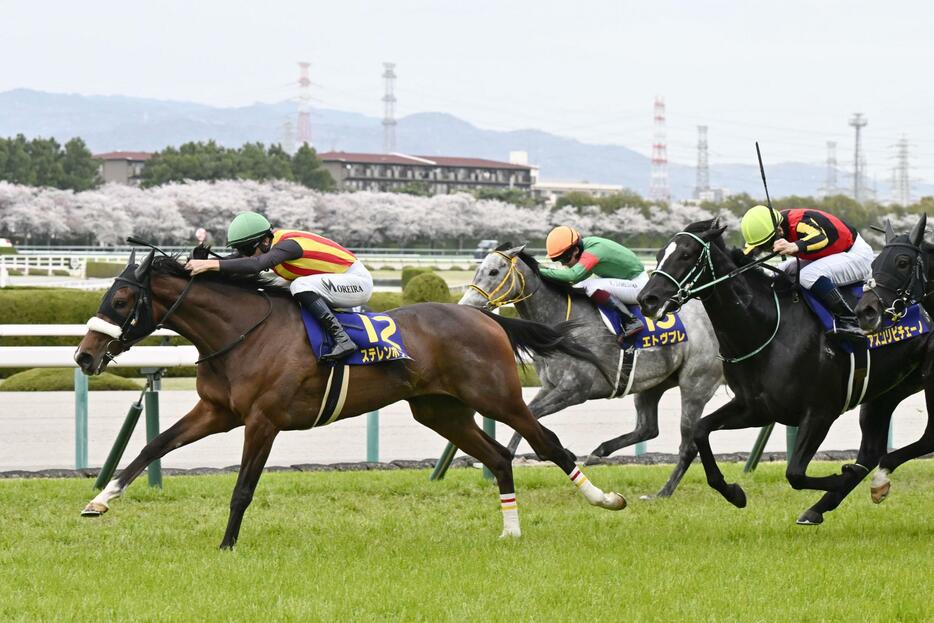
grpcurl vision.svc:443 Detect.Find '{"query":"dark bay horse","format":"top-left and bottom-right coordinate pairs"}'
top-left (638, 219), bottom-right (930, 525)
top-left (460, 244), bottom-right (723, 498)
top-left (75, 250), bottom-right (626, 548)
top-left (856, 214), bottom-right (934, 502)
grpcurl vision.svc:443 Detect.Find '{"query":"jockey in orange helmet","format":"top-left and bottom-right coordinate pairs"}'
top-left (542, 226), bottom-right (647, 338)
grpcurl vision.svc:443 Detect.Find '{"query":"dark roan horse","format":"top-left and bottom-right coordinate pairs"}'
top-left (75, 249), bottom-right (626, 548)
top-left (637, 219), bottom-right (931, 525)
top-left (856, 214), bottom-right (934, 503)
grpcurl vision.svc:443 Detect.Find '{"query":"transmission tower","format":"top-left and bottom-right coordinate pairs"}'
top-left (893, 135), bottom-right (912, 206)
top-left (849, 113), bottom-right (868, 202)
top-left (281, 120), bottom-right (295, 155)
top-left (694, 125), bottom-right (710, 199)
top-left (297, 61), bottom-right (313, 148)
top-left (821, 141), bottom-right (838, 197)
top-left (382, 63), bottom-right (398, 153)
top-left (649, 97), bottom-right (670, 204)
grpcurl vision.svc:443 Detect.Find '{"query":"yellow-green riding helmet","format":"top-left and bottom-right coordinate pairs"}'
top-left (741, 205), bottom-right (782, 254)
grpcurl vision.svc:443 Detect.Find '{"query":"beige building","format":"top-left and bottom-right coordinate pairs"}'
top-left (94, 151), bottom-right (153, 185)
top-left (533, 180), bottom-right (625, 206)
top-left (319, 151), bottom-right (535, 195)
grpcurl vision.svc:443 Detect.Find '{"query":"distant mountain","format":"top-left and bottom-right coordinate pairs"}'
top-left (1, 89), bottom-right (929, 199)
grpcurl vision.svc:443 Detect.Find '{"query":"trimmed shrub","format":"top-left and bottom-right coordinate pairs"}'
top-left (85, 261), bottom-right (124, 279)
top-left (0, 247), bottom-right (16, 255)
top-left (0, 368), bottom-right (143, 391)
top-left (403, 273), bottom-right (451, 305)
top-left (367, 292), bottom-right (402, 312)
top-left (401, 266), bottom-right (433, 288)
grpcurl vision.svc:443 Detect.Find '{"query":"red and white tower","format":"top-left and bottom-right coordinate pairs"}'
top-left (649, 96), bottom-right (670, 204)
top-left (297, 61), bottom-right (313, 148)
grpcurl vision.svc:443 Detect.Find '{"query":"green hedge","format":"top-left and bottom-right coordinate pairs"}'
top-left (401, 266), bottom-right (434, 288)
top-left (403, 273), bottom-right (451, 305)
top-left (0, 368), bottom-right (143, 391)
top-left (0, 247), bottom-right (16, 255)
top-left (0, 288), bottom-right (195, 378)
top-left (85, 261), bottom-right (125, 278)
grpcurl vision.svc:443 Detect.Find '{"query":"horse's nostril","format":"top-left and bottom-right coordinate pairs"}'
top-left (75, 351), bottom-right (93, 370)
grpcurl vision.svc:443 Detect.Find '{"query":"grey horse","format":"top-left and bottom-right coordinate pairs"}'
top-left (459, 244), bottom-right (724, 497)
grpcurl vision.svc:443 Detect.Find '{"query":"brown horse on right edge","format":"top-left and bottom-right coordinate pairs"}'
top-left (74, 249), bottom-right (626, 549)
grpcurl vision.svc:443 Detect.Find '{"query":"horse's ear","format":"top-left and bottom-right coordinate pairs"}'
top-left (910, 213), bottom-right (928, 247)
top-left (192, 243), bottom-right (211, 260)
top-left (704, 224), bottom-right (728, 241)
top-left (127, 249), bottom-right (137, 268)
top-left (884, 218), bottom-right (896, 243)
top-left (502, 244), bottom-right (527, 257)
top-left (134, 249), bottom-right (155, 282)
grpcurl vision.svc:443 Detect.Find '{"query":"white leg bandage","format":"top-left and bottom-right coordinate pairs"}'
top-left (499, 492), bottom-right (521, 538)
top-left (89, 479), bottom-right (124, 509)
top-left (569, 467), bottom-right (606, 505)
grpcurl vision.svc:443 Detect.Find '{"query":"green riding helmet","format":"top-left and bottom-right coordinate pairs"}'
top-left (227, 212), bottom-right (272, 246)
top-left (741, 205), bottom-right (782, 255)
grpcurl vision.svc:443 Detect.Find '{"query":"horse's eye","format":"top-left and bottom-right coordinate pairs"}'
top-left (489, 269), bottom-right (500, 277)
top-left (113, 300), bottom-right (127, 310)
top-left (680, 251), bottom-right (690, 260)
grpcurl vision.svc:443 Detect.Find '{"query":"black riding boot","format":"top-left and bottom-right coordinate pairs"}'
top-left (295, 291), bottom-right (357, 363)
top-left (812, 280), bottom-right (864, 344)
top-left (612, 296), bottom-right (644, 340)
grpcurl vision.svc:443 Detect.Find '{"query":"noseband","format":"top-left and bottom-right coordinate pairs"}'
top-left (469, 252), bottom-right (535, 309)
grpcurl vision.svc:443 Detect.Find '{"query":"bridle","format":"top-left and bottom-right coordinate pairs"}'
top-left (88, 253), bottom-right (272, 367)
top-left (651, 231), bottom-right (783, 364)
top-left (468, 252), bottom-right (535, 309)
top-left (863, 239), bottom-right (929, 322)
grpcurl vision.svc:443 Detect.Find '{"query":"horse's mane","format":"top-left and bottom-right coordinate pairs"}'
top-left (681, 219), bottom-right (786, 290)
top-left (151, 255), bottom-right (293, 297)
top-left (494, 241), bottom-right (589, 299)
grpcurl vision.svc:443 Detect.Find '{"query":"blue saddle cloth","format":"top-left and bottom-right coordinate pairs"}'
top-left (801, 283), bottom-right (930, 351)
top-left (596, 304), bottom-right (688, 350)
top-left (300, 309), bottom-right (411, 365)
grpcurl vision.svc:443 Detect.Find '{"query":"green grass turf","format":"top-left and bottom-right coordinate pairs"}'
top-left (1, 462), bottom-right (932, 622)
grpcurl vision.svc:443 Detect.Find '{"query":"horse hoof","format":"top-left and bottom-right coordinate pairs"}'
top-left (601, 492), bottom-right (627, 511)
top-left (80, 502), bottom-right (108, 517)
top-left (583, 454), bottom-right (602, 466)
top-left (499, 528), bottom-right (522, 539)
top-left (871, 481), bottom-right (891, 504)
top-left (796, 510), bottom-right (823, 525)
top-left (725, 483), bottom-right (747, 508)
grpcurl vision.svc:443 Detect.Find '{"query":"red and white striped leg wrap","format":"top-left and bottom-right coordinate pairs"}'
top-left (500, 492), bottom-right (521, 538)
top-left (569, 467), bottom-right (605, 505)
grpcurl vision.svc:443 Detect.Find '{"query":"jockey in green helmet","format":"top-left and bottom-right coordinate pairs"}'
top-left (185, 212), bottom-right (372, 363)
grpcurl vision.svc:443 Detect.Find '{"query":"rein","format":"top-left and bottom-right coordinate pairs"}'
top-left (653, 231), bottom-right (783, 364)
top-left (469, 252), bottom-right (535, 308)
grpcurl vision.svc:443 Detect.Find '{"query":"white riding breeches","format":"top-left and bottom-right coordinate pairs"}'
top-left (777, 234), bottom-right (874, 289)
top-left (289, 261), bottom-right (373, 308)
top-left (582, 271), bottom-right (650, 304)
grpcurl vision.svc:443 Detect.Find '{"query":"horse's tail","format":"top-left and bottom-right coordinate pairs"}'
top-left (481, 310), bottom-right (614, 387)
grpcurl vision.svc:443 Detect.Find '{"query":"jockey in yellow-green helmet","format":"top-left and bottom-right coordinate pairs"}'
top-left (740, 204), bottom-right (872, 342)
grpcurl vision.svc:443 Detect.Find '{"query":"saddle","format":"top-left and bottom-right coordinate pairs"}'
top-left (800, 283), bottom-right (930, 351)
top-left (300, 309), bottom-right (411, 365)
top-left (596, 304), bottom-right (688, 351)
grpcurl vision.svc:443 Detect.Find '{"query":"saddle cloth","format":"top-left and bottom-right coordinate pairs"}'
top-left (801, 284), bottom-right (931, 351)
top-left (596, 304), bottom-right (688, 350)
top-left (300, 308), bottom-right (411, 365)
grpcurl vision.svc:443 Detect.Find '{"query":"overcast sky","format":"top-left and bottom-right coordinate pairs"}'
top-left (3, 1), bottom-right (933, 180)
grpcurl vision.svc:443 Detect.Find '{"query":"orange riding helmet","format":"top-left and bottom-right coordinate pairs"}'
top-left (545, 226), bottom-right (582, 260)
